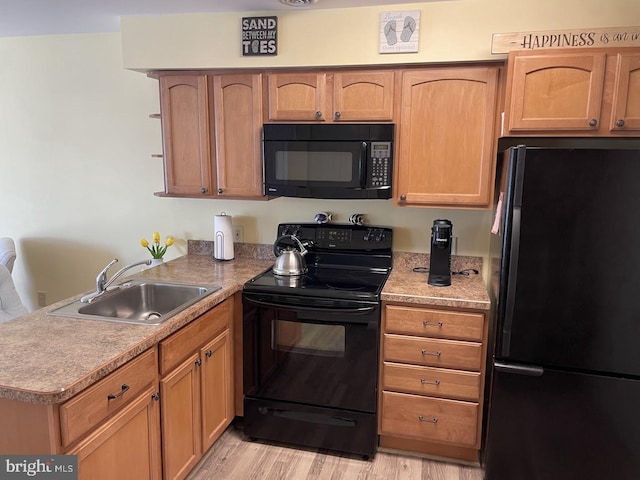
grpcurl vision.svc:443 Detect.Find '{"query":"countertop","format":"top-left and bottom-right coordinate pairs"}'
top-left (0, 248), bottom-right (489, 405)
top-left (382, 252), bottom-right (491, 311)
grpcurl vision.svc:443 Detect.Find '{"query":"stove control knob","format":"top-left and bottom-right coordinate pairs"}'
top-left (375, 231), bottom-right (385, 242)
top-left (364, 229), bottom-right (374, 241)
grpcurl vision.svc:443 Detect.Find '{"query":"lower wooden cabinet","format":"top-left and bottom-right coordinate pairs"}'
top-left (0, 300), bottom-right (235, 480)
top-left (159, 298), bottom-right (234, 480)
top-left (67, 385), bottom-right (162, 480)
top-left (379, 303), bottom-right (488, 462)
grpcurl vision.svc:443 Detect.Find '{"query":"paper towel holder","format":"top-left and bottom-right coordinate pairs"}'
top-left (214, 212), bottom-right (235, 261)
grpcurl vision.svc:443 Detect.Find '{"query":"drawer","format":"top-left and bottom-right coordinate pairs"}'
top-left (59, 347), bottom-right (158, 447)
top-left (384, 333), bottom-right (482, 371)
top-left (159, 298), bottom-right (231, 375)
top-left (380, 391), bottom-right (478, 446)
top-left (383, 362), bottom-right (481, 401)
top-left (385, 305), bottom-right (484, 341)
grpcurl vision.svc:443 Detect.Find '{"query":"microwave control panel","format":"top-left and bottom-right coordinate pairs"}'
top-left (369, 142), bottom-right (392, 188)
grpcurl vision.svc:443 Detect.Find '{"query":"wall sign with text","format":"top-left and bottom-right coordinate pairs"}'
top-left (242, 16), bottom-right (278, 56)
top-left (492, 26), bottom-right (640, 54)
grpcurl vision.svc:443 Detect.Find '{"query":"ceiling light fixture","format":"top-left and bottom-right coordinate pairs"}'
top-left (279, 0), bottom-right (318, 7)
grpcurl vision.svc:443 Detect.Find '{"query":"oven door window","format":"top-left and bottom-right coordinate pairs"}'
top-left (274, 320), bottom-right (345, 357)
top-left (264, 141), bottom-right (365, 188)
top-left (251, 305), bottom-right (378, 413)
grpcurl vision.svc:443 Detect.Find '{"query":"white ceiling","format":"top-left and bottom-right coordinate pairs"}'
top-left (0, 0), bottom-right (431, 38)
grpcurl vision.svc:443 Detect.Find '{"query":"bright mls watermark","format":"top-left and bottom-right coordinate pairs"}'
top-left (0, 456), bottom-right (77, 479)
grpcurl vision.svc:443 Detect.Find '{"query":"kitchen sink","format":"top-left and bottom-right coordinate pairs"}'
top-left (48, 280), bottom-right (222, 325)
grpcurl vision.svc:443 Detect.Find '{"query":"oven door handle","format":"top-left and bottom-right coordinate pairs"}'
top-left (245, 296), bottom-right (377, 314)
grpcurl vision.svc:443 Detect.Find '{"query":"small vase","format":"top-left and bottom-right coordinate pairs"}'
top-left (148, 258), bottom-right (164, 268)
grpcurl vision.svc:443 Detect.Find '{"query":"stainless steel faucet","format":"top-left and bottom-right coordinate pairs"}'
top-left (81, 258), bottom-right (151, 303)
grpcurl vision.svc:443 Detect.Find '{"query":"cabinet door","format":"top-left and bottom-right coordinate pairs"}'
top-left (68, 386), bottom-right (161, 480)
top-left (505, 52), bottom-right (606, 132)
top-left (396, 66), bottom-right (499, 207)
top-left (160, 353), bottom-right (202, 480)
top-left (332, 71), bottom-right (395, 121)
top-left (610, 53), bottom-right (640, 132)
top-left (267, 72), bottom-right (327, 121)
top-left (159, 75), bottom-right (213, 196)
top-left (212, 74), bottom-right (265, 198)
top-left (200, 329), bottom-right (233, 452)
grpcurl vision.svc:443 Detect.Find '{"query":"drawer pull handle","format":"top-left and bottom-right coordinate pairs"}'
top-left (423, 321), bottom-right (443, 327)
top-left (420, 378), bottom-right (441, 385)
top-left (418, 416), bottom-right (439, 424)
top-left (107, 384), bottom-right (130, 400)
top-left (421, 349), bottom-right (442, 357)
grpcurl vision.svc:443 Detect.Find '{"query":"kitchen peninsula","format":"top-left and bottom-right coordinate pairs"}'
top-left (0, 247), bottom-right (489, 478)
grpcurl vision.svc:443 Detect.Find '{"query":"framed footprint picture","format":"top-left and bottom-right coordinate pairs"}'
top-left (379, 10), bottom-right (420, 53)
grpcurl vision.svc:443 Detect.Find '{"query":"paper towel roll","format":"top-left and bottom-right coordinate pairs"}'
top-left (214, 212), bottom-right (234, 260)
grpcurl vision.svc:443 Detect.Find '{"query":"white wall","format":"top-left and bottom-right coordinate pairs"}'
top-left (1, 0), bottom-right (638, 310)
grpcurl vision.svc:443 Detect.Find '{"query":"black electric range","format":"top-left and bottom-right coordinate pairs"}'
top-left (241, 222), bottom-right (393, 458)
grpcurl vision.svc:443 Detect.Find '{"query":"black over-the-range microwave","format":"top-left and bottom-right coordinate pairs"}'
top-left (262, 123), bottom-right (394, 199)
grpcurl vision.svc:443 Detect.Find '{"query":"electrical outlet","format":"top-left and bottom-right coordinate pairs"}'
top-left (233, 225), bottom-right (244, 243)
top-left (37, 291), bottom-right (47, 307)
top-left (451, 236), bottom-right (458, 256)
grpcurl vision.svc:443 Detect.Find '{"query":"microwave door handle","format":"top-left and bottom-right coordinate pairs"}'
top-left (360, 142), bottom-right (368, 186)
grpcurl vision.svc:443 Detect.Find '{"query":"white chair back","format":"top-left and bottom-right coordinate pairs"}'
top-left (0, 264), bottom-right (28, 322)
top-left (0, 238), bottom-right (17, 274)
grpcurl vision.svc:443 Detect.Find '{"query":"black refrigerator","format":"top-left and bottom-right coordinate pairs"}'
top-left (483, 141), bottom-right (640, 480)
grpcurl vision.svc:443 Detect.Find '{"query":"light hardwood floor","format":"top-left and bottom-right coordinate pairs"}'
top-left (187, 425), bottom-right (485, 480)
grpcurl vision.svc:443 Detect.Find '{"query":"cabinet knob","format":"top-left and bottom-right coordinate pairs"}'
top-left (201, 187), bottom-right (207, 194)
top-left (151, 392), bottom-right (160, 401)
top-left (616, 119), bottom-right (625, 128)
top-left (399, 194), bottom-right (407, 202)
top-left (588, 118), bottom-right (598, 127)
top-left (195, 358), bottom-right (202, 366)
top-left (315, 111), bottom-right (322, 119)
top-left (334, 111), bottom-right (341, 119)
top-left (217, 188), bottom-right (223, 194)
top-left (205, 349), bottom-right (213, 358)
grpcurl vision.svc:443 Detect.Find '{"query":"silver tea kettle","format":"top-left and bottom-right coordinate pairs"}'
top-left (272, 235), bottom-right (309, 276)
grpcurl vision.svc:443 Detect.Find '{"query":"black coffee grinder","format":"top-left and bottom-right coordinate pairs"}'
top-left (428, 219), bottom-right (453, 287)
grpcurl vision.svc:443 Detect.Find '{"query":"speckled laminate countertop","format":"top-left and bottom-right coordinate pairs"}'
top-left (0, 246), bottom-right (489, 405)
top-left (0, 254), bottom-right (272, 404)
top-left (382, 252), bottom-right (490, 311)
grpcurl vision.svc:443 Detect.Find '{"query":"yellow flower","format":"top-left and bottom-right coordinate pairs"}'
top-left (141, 232), bottom-right (175, 259)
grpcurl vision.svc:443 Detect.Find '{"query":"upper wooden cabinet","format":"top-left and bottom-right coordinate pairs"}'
top-left (610, 52), bottom-right (640, 131)
top-left (266, 70), bottom-right (395, 122)
top-left (159, 75), bottom-right (213, 196)
top-left (211, 73), bottom-right (265, 198)
top-left (395, 66), bottom-right (500, 208)
top-left (503, 48), bottom-right (640, 135)
top-left (157, 73), bottom-right (266, 200)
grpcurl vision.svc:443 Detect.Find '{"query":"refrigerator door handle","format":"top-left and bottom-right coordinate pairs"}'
top-left (501, 206), bottom-right (521, 357)
top-left (494, 360), bottom-right (544, 376)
